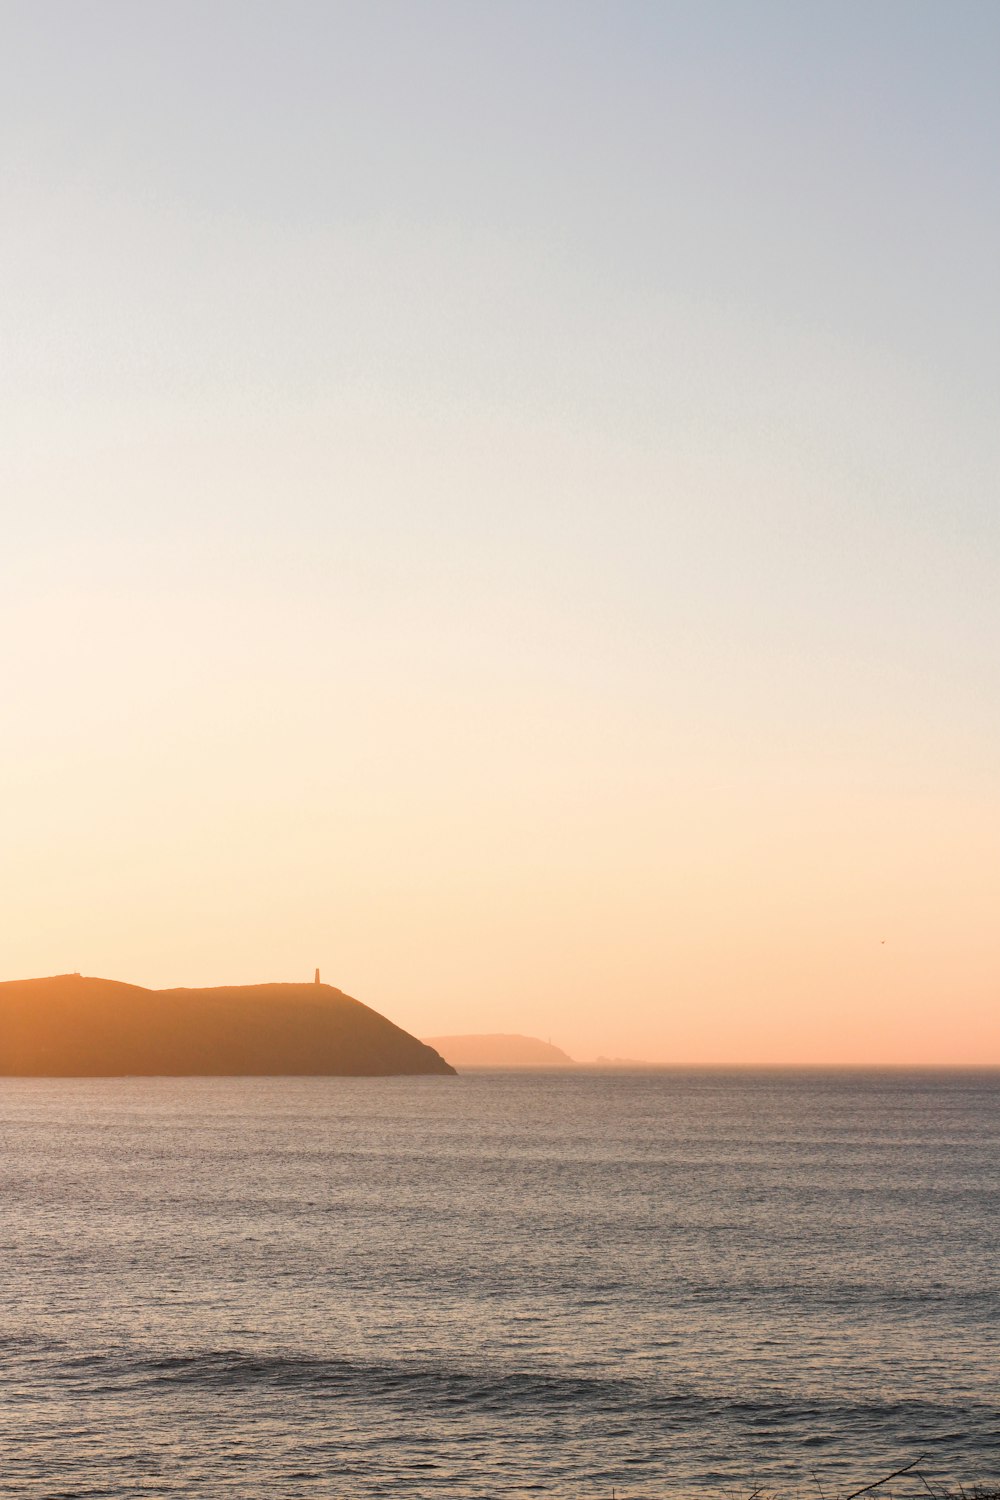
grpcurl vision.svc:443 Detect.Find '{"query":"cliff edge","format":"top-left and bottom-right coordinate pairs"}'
top-left (0, 974), bottom-right (456, 1077)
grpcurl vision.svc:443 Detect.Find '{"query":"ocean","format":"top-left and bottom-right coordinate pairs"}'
top-left (2, 1069), bottom-right (998, 1497)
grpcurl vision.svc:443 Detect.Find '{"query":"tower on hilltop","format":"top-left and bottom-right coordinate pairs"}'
top-left (314, 968), bottom-right (320, 985)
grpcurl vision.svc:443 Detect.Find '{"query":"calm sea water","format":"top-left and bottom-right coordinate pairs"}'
top-left (2, 1070), bottom-right (998, 1498)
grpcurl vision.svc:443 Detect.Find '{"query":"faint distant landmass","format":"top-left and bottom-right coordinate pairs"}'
top-left (0, 973), bottom-right (455, 1077)
top-left (592, 1056), bottom-right (651, 1067)
top-left (422, 1033), bottom-right (574, 1067)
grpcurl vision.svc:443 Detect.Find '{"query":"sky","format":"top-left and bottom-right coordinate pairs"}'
top-left (3, 0), bottom-right (999, 1063)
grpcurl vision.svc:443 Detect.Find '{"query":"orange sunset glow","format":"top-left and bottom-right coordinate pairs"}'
top-left (5, 8), bottom-right (1000, 1500)
top-left (4, 2), bottom-right (998, 1066)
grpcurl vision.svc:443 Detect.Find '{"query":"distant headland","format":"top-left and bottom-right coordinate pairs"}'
top-left (0, 973), bottom-right (455, 1077)
top-left (422, 1033), bottom-right (574, 1067)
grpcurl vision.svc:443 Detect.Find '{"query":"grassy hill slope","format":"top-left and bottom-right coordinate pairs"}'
top-left (0, 974), bottom-right (455, 1077)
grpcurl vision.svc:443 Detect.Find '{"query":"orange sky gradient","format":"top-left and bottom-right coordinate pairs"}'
top-left (4, 4), bottom-right (999, 1064)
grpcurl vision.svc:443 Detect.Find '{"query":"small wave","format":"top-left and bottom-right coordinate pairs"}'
top-left (70, 1347), bottom-right (999, 1450)
top-left (127, 1348), bottom-right (641, 1411)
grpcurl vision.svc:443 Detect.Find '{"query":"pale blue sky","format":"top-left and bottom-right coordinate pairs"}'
top-left (3, 2), bottom-right (999, 1059)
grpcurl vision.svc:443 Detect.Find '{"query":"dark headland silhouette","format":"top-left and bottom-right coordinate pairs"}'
top-left (0, 973), bottom-right (455, 1077)
top-left (422, 1033), bottom-right (574, 1067)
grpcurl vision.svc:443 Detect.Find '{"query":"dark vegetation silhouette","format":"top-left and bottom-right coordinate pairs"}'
top-left (670, 1462), bottom-right (1000, 1500)
top-left (607, 1468), bottom-right (1000, 1500)
top-left (0, 973), bottom-right (455, 1077)
top-left (723, 1462), bottom-right (1000, 1500)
